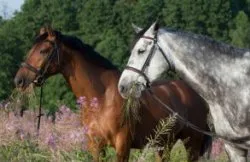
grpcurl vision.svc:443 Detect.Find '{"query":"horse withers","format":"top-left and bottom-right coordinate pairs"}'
top-left (14, 27), bottom-right (210, 161)
top-left (118, 21), bottom-right (250, 162)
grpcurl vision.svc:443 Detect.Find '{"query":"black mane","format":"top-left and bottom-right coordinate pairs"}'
top-left (34, 31), bottom-right (117, 70)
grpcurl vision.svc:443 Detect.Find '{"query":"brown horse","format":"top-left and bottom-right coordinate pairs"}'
top-left (14, 27), bottom-right (210, 162)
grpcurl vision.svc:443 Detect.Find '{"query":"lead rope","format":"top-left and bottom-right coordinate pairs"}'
top-left (147, 88), bottom-right (250, 150)
top-left (35, 50), bottom-right (55, 136)
top-left (36, 85), bottom-right (44, 136)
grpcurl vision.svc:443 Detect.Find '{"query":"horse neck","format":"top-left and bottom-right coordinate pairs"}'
top-left (158, 30), bottom-right (223, 98)
top-left (59, 46), bottom-right (121, 103)
top-left (159, 29), bottom-right (250, 101)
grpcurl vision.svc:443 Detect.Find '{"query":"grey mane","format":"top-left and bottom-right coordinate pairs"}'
top-left (160, 27), bottom-right (249, 58)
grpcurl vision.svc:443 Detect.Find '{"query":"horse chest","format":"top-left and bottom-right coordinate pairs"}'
top-left (82, 109), bottom-right (104, 136)
top-left (209, 102), bottom-right (250, 138)
top-left (184, 63), bottom-right (250, 136)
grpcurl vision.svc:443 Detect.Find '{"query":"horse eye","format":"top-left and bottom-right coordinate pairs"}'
top-left (40, 49), bottom-right (48, 55)
top-left (138, 48), bottom-right (145, 54)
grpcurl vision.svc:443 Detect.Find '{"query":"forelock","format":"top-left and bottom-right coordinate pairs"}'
top-left (34, 33), bottom-right (48, 44)
top-left (130, 26), bottom-right (150, 50)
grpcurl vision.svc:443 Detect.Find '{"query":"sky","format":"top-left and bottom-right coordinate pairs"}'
top-left (0, 0), bottom-right (24, 18)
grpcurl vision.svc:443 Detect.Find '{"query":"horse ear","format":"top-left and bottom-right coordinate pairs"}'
top-left (39, 25), bottom-right (55, 37)
top-left (39, 27), bottom-right (46, 35)
top-left (132, 23), bottom-right (143, 33)
top-left (148, 20), bottom-right (159, 34)
top-left (46, 25), bottom-right (55, 37)
top-left (154, 20), bottom-right (159, 31)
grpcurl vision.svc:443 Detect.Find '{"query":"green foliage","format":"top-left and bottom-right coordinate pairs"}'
top-left (0, 140), bottom-right (93, 162)
top-left (162, 0), bottom-right (232, 41)
top-left (100, 146), bottom-right (116, 161)
top-left (42, 75), bottom-right (76, 114)
top-left (169, 140), bottom-right (188, 162)
top-left (230, 11), bottom-right (250, 48)
top-left (77, 0), bottom-right (131, 68)
top-left (0, 21), bottom-right (24, 99)
top-left (0, 139), bottom-right (229, 162)
top-left (54, 149), bottom-right (93, 162)
top-left (132, 0), bottom-right (164, 26)
top-left (137, 115), bottom-right (177, 162)
top-left (0, 140), bottom-right (50, 162)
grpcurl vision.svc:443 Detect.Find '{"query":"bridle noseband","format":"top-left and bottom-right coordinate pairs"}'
top-left (125, 34), bottom-right (174, 87)
top-left (21, 40), bottom-right (59, 85)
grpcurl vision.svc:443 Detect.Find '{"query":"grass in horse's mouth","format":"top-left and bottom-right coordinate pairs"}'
top-left (5, 85), bottom-right (38, 112)
top-left (121, 82), bottom-right (141, 135)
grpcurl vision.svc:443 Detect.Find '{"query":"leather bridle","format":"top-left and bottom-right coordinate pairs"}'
top-left (21, 40), bottom-right (59, 86)
top-left (124, 34), bottom-right (174, 87)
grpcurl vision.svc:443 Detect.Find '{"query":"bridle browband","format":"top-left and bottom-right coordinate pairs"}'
top-left (125, 34), bottom-right (174, 87)
top-left (21, 39), bottom-right (59, 85)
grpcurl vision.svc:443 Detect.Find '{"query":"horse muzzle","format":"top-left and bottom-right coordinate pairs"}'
top-left (14, 75), bottom-right (32, 90)
top-left (118, 81), bottom-right (144, 99)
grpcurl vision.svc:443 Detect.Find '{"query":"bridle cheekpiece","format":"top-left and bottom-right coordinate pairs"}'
top-left (125, 33), bottom-right (174, 87)
top-left (21, 39), bottom-right (59, 85)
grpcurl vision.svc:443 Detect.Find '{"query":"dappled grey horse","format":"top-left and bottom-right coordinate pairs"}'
top-left (118, 21), bottom-right (250, 162)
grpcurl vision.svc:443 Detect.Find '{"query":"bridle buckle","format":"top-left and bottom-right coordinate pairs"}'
top-left (33, 75), bottom-right (45, 86)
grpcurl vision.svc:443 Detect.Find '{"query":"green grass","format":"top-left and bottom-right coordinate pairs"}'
top-left (0, 140), bottom-right (94, 162)
top-left (0, 139), bottom-right (229, 162)
top-left (0, 140), bottom-right (50, 162)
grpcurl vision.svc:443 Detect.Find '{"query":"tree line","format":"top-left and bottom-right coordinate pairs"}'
top-left (0, 0), bottom-right (249, 113)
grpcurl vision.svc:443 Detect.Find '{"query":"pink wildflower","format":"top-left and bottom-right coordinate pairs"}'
top-left (59, 105), bottom-right (71, 113)
top-left (211, 139), bottom-right (224, 158)
top-left (47, 133), bottom-right (57, 149)
top-left (81, 125), bottom-right (89, 150)
top-left (90, 97), bottom-right (99, 109)
top-left (76, 96), bottom-right (87, 107)
top-left (83, 125), bottom-right (89, 135)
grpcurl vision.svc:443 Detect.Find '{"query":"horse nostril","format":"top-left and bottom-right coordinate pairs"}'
top-left (119, 85), bottom-right (127, 94)
top-left (14, 77), bottom-right (24, 87)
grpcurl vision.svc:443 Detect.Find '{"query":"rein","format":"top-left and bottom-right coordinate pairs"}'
top-left (21, 39), bottom-right (59, 136)
top-left (36, 85), bottom-right (44, 136)
top-left (147, 87), bottom-right (250, 150)
top-left (147, 87), bottom-right (218, 137)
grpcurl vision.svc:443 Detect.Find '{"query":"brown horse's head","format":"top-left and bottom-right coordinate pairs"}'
top-left (14, 27), bottom-right (61, 90)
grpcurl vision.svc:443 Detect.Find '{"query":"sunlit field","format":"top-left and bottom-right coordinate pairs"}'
top-left (0, 93), bottom-right (228, 162)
